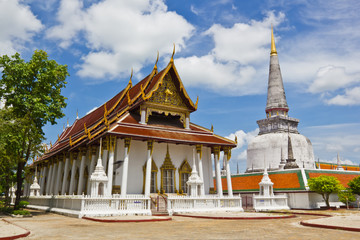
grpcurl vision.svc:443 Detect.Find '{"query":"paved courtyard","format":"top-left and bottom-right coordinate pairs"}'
top-left (1, 209), bottom-right (360, 239)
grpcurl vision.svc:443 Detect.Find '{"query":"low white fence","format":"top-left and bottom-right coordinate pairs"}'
top-left (28, 194), bottom-right (151, 218)
top-left (253, 194), bottom-right (289, 211)
top-left (167, 195), bottom-right (243, 215)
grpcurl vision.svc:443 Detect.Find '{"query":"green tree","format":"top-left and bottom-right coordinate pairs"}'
top-left (0, 108), bottom-right (20, 206)
top-left (308, 175), bottom-right (343, 208)
top-left (348, 176), bottom-right (360, 196)
top-left (0, 50), bottom-right (68, 209)
top-left (338, 188), bottom-right (356, 209)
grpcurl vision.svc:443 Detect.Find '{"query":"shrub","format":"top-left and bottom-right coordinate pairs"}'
top-left (18, 200), bottom-right (29, 209)
top-left (12, 209), bottom-right (31, 216)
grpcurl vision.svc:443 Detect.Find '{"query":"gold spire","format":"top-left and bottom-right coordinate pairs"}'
top-left (154, 51), bottom-right (159, 71)
top-left (128, 68), bottom-right (133, 87)
top-left (270, 25), bottom-right (277, 56)
top-left (170, 43), bottom-right (175, 63)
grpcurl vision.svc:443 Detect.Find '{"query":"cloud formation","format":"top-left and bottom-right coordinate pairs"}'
top-left (0, 0), bottom-right (43, 55)
top-left (47, 0), bottom-right (194, 82)
top-left (176, 11), bottom-right (285, 96)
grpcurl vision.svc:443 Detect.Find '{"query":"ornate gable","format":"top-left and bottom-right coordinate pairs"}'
top-left (148, 72), bottom-right (187, 108)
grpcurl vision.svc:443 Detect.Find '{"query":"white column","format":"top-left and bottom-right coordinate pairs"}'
top-left (87, 147), bottom-right (97, 194)
top-left (144, 140), bottom-right (154, 197)
top-left (224, 148), bottom-right (233, 197)
top-left (69, 152), bottom-right (78, 195)
top-left (121, 138), bottom-right (131, 197)
top-left (102, 139), bottom-right (109, 172)
top-left (196, 145), bottom-right (205, 196)
top-left (140, 108), bottom-right (146, 124)
top-left (39, 167), bottom-right (44, 192)
top-left (61, 156), bottom-right (70, 195)
top-left (46, 164), bottom-right (53, 195)
top-left (50, 162), bottom-right (57, 195)
top-left (214, 147), bottom-right (223, 197)
top-left (107, 136), bottom-right (116, 196)
top-left (77, 149), bottom-right (86, 195)
top-left (41, 166), bottom-right (47, 195)
top-left (54, 160), bottom-right (63, 195)
top-left (185, 116), bottom-right (190, 130)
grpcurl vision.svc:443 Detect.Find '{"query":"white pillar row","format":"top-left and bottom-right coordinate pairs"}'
top-left (46, 164), bottom-right (53, 195)
top-left (121, 138), bottom-right (131, 197)
top-left (107, 136), bottom-right (116, 196)
top-left (54, 158), bottom-right (63, 195)
top-left (196, 145), bottom-right (205, 196)
top-left (208, 153), bottom-right (214, 191)
top-left (77, 148), bottom-right (87, 195)
top-left (87, 146), bottom-right (97, 194)
top-left (69, 152), bottom-right (78, 195)
top-left (40, 166), bottom-right (47, 195)
top-left (213, 146), bottom-right (223, 197)
top-left (61, 155), bottom-right (70, 195)
top-left (102, 139), bottom-right (109, 173)
top-left (224, 147), bottom-right (233, 197)
top-left (144, 140), bottom-right (154, 197)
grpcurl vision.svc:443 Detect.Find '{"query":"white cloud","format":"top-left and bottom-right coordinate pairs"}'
top-left (47, 0), bottom-right (194, 82)
top-left (46, 0), bottom-right (84, 48)
top-left (325, 87), bottom-right (360, 106)
top-left (226, 129), bottom-right (259, 149)
top-left (0, 0), bottom-right (43, 55)
top-left (176, 11), bottom-right (285, 96)
top-left (205, 11), bottom-right (285, 65)
top-left (308, 66), bottom-right (360, 93)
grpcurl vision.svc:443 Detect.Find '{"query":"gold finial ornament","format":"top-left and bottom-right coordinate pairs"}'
top-left (235, 136), bottom-right (238, 144)
top-left (154, 51), bottom-right (159, 70)
top-left (270, 25), bottom-right (277, 56)
top-left (170, 43), bottom-right (175, 63)
top-left (211, 124), bottom-right (214, 132)
top-left (195, 96), bottom-right (199, 109)
top-left (129, 68), bottom-right (133, 87)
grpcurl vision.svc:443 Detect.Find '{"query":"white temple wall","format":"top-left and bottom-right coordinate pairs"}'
top-left (287, 192), bottom-right (342, 209)
top-left (112, 139), bottom-right (212, 194)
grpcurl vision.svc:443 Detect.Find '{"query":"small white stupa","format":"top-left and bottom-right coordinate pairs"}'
top-left (253, 161), bottom-right (289, 211)
top-left (90, 138), bottom-right (109, 197)
top-left (186, 148), bottom-right (204, 197)
top-left (30, 167), bottom-right (41, 196)
top-left (336, 153), bottom-right (344, 171)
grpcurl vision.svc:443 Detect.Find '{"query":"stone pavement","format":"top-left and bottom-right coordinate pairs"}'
top-left (1, 209), bottom-right (359, 239)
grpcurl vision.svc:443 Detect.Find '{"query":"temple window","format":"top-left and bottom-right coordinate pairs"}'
top-left (160, 145), bottom-right (176, 193)
top-left (178, 159), bottom-right (192, 194)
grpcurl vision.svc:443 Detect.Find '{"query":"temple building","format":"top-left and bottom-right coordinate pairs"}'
top-left (246, 27), bottom-right (315, 172)
top-left (25, 50), bottom-right (243, 217)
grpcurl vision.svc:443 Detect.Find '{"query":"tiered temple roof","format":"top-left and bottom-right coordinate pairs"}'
top-left (38, 53), bottom-right (236, 162)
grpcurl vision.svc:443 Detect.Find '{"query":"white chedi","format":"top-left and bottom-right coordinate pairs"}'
top-left (90, 138), bottom-right (109, 197)
top-left (186, 149), bottom-right (204, 197)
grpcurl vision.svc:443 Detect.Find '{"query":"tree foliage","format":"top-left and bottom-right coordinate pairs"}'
top-left (348, 176), bottom-right (360, 196)
top-left (0, 50), bottom-right (68, 209)
top-left (338, 188), bottom-right (356, 209)
top-left (308, 175), bottom-right (343, 208)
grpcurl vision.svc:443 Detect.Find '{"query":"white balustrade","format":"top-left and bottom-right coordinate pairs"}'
top-left (167, 195), bottom-right (243, 215)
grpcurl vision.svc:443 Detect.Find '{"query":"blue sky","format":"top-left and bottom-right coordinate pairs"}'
top-left (1, 0), bottom-right (360, 172)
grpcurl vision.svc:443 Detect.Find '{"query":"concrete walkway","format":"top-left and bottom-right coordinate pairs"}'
top-left (1, 209), bottom-right (359, 239)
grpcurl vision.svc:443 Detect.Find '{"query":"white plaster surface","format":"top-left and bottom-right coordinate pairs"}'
top-left (247, 133), bottom-right (315, 172)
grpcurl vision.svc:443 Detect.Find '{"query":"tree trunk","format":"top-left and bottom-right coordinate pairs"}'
top-left (324, 194), bottom-right (330, 208)
top-left (14, 161), bottom-right (25, 210)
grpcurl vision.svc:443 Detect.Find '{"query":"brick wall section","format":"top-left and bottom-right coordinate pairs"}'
top-left (221, 171), bottom-right (303, 192)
